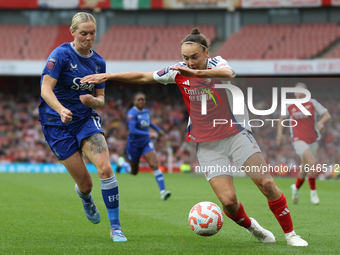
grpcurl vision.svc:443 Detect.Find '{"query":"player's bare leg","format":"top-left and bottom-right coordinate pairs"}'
top-left (245, 153), bottom-right (282, 201)
top-left (292, 149), bottom-right (319, 204)
top-left (144, 151), bottom-right (171, 200)
top-left (61, 150), bottom-right (93, 194)
top-left (209, 176), bottom-right (275, 243)
top-left (82, 133), bottom-right (127, 242)
top-left (129, 160), bottom-right (139, 175)
top-left (61, 150), bottom-right (100, 224)
top-left (302, 149), bottom-right (319, 204)
top-left (244, 152), bottom-right (307, 246)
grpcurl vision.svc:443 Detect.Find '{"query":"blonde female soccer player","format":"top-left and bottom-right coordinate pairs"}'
top-left (39, 12), bottom-right (126, 242)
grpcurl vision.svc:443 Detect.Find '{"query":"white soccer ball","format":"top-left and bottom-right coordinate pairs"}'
top-left (188, 201), bottom-right (224, 236)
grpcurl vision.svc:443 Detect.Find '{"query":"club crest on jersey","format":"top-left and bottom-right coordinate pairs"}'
top-left (157, 67), bottom-right (169, 77)
top-left (70, 63), bottom-right (77, 71)
top-left (46, 57), bottom-right (57, 71)
top-left (96, 66), bottom-right (101, 74)
top-left (196, 79), bottom-right (222, 107)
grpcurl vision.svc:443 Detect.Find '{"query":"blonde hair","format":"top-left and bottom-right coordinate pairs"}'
top-left (70, 12), bottom-right (96, 32)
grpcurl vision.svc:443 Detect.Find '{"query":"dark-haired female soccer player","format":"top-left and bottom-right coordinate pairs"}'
top-left (117, 92), bottom-right (171, 200)
top-left (82, 27), bottom-right (307, 246)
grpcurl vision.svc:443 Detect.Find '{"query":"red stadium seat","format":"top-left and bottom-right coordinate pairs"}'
top-left (217, 22), bottom-right (340, 60)
top-left (95, 24), bottom-right (216, 61)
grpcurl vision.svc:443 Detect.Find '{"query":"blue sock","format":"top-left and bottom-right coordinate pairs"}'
top-left (101, 176), bottom-right (121, 229)
top-left (153, 169), bottom-right (165, 193)
top-left (75, 184), bottom-right (91, 202)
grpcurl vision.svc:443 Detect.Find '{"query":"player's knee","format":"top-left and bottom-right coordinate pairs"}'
top-left (306, 158), bottom-right (317, 168)
top-left (221, 197), bottom-right (238, 213)
top-left (80, 182), bottom-right (93, 194)
top-left (98, 164), bottom-right (113, 179)
top-left (149, 163), bottom-right (158, 170)
top-left (260, 179), bottom-right (276, 196)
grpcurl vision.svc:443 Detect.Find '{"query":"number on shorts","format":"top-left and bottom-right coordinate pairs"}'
top-left (91, 116), bottom-right (101, 129)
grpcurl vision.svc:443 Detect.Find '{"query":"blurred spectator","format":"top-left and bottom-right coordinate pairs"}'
top-left (0, 90), bottom-right (339, 178)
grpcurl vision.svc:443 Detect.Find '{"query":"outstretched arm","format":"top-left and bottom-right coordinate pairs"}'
top-left (170, 66), bottom-right (234, 78)
top-left (81, 72), bottom-right (157, 85)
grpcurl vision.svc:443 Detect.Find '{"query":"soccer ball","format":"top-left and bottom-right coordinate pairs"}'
top-left (188, 201), bottom-right (224, 236)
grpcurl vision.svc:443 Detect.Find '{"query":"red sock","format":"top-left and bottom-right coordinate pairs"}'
top-left (224, 202), bottom-right (251, 228)
top-left (295, 178), bottom-right (305, 189)
top-left (308, 177), bottom-right (316, 190)
top-left (268, 194), bottom-right (294, 233)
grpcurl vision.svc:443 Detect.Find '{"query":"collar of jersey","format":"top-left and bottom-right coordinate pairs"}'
top-left (133, 106), bottom-right (145, 112)
top-left (70, 42), bottom-right (93, 58)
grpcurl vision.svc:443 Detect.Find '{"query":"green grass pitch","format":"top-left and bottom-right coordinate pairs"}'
top-left (0, 172), bottom-right (339, 255)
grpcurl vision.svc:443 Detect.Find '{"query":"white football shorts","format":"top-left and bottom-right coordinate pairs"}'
top-left (196, 129), bottom-right (262, 181)
top-left (292, 140), bottom-right (318, 158)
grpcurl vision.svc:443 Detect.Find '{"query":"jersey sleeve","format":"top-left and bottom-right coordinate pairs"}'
top-left (153, 65), bottom-right (179, 85)
top-left (95, 58), bottom-right (106, 90)
top-left (150, 121), bottom-right (161, 132)
top-left (210, 56), bottom-right (236, 77)
top-left (42, 47), bottom-right (68, 80)
top-left (311, 99), bottom-right (328, 115)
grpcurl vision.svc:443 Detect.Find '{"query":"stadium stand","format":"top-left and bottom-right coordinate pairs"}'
top-left (22, 25), bottom-right (59, 60)
top-left (2, 22), bottom-right (340, 61)
top-left (0, 24), bottom-right (72, 60)
top-left (0, 25), bottom-right (30, 60)
top-left (324, 44), bottom-right (340, 58)
top-left (95, 24), bottom-right (216, 60)
top-left (217, 23), bottom-right (340, 60)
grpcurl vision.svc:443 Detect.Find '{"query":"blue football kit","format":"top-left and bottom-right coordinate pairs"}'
top-left (39, 42), bottom-right (106, 160)
top-left (126, 106), bottom-right (161, 162)
top-left (39, 42), bottom-right (125, 236)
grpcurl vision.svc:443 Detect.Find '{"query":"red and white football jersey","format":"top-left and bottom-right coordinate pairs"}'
top-left (153, 56), bottom-right (251, 143)
top-left (285, 99), bottom-right (328, 144)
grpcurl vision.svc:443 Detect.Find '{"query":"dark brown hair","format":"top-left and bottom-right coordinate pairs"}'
top-left (181, 27), bottom-right (210, 51)
top-left (128, 92), bottom-right (145, 109)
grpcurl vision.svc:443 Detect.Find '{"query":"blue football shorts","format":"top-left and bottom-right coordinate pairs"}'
top-left (42, 113), bottom-right (104, 161)
top-left (126, 138), bottom-right (155, 162)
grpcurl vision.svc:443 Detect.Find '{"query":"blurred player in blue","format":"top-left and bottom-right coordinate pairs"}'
top-left (38, 12), bottom-right (127, 242)
top-left (118, 92), bottom-right (171, 200)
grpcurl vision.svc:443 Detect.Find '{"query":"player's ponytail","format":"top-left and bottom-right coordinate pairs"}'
top-left (191, 28), bottom-right (200, 35)
top-left (181, 27), bottom-right (210, 51)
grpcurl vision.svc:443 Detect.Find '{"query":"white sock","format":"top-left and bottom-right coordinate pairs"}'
top-left (285, 230), bottom-right (296, 239)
